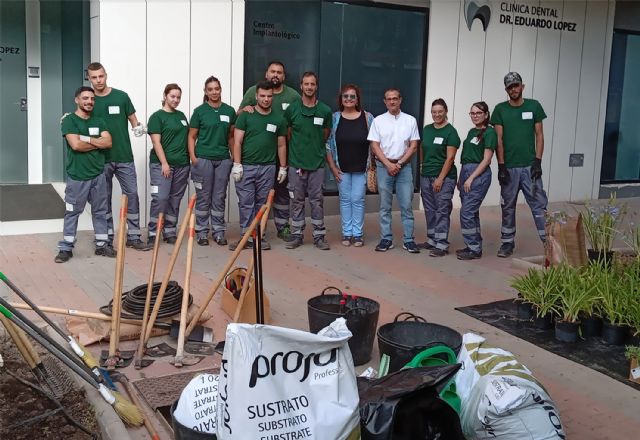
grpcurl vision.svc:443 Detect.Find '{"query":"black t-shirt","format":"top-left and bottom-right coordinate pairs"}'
top-left (335, 112), bottom-right (370, 173)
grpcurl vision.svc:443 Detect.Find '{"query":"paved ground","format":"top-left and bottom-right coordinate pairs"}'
top-left (1, 199), bottom-right (639, 439)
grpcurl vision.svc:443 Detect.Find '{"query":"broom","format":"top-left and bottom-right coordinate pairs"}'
top-left (0, 300), bottom-right (143, 426)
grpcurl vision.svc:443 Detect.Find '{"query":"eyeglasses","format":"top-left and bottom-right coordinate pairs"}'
top-left (342, 94), bottom-right (357, 100)
top-left (469, 112), bottom-right (485, 116)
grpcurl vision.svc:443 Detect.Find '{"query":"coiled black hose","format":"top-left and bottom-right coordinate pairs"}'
top-left (99, 281), bottom-right (192, 319)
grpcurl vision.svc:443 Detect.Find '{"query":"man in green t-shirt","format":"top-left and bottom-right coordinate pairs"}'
top-left (231, 81), bottom-right (287, 250)
top-left (491, 72), bottom-right (548, 258)
top-left (239, 61), bottom-right (300, 242)
top-left (283, 72), bottom-right (332, 250)
top-left (56, 86), bottom-right (114, 263)
top-left (87, 62), bottom-right (149, 251)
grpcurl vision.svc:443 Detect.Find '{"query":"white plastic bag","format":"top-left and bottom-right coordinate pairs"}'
top-left (456, 333), bottom-right (566, 439)
top-left (173, 373), bottom-right (219, 433)
top-left (217, 318), bottom-right (359, 440)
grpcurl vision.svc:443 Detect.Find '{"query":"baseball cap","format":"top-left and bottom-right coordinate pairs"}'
top-left (504, 72), bottom-right (523, 87)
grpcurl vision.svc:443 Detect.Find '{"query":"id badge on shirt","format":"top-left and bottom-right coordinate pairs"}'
top-left (220, 115), bottom-right (230, 123)
top-left (266, 123), bottom-right (277, 133)
top-left (471, 137), bottom-right (480, 145)
top-left (108, 106), bottom-right (120, 114)
top-left (181, 120), bottom-right (188, 126)
top-left (433, 137), bottom-right (444, 145)
top-left (88, 127), bottom-right (99, 136)
top-left (281, 103), bottom-right (290, 111)
top-left (313, 117), bottom-right (323, 126)
top-left (522, 112), bottom-right (533, 120)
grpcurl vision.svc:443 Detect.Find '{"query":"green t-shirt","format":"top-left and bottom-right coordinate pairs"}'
top-left (190, 102), bottom-right (237, 160)
top-left (461, 126), bottom-right (497, 164)
top-left (235, 110), bottom-right (287, 165)
top-left (147, 109), bottom-right (189, 166)
top-left (60, 113), bottom-right (108, 181)
top-left (239, 85), bottom-right (300, 117)
top-left (421, 123), bottom-right (461, 179)
top-left (491, 98), bottom-right (546, 168)
top-left (284, 99), bottom-right (332, 170)
top-left (93, 88), bottom-right (136, 163)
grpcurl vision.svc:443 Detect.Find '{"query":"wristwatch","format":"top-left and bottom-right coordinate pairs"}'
top-left (397, 159), bottom-right (405, 167)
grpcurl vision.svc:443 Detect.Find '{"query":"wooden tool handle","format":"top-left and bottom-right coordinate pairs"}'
top-left (185, 204), bottom-right (267, 335)
top-left (9, 302), bottom-right (154, 325)
top-left (175, 213), bottom-right (196, 365)
top-left (108, 195), bottom-right (128, 360)
top-left (144, 193), bottom-right (196, 342)
top-left (0, 314), bottom-right (35, 369)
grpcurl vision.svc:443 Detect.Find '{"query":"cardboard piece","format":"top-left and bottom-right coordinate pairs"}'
top-left (545, 213), bottom-right (587, 267)
top-left (221, 267), bottom-right (271, 324)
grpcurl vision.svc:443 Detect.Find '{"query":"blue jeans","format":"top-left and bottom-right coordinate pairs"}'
top-left (459, 163), bottom-right (492, 252)
top-left (420, 176), bottom-right (456, 250)
top-left (376, 161), bottom-right (414, 242)
top-left (338, 172), bottom-right (366, 237)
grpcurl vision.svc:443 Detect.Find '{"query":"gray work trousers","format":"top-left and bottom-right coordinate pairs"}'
top-left (420, 176), bottom-right (456, 251)
top-left (58, 174), bottom-right (109, 251)
top-left (459, 164), bottom-right (492, 252)
top-left (288, 168), bottom-right (326, 240)
top-left (103, 161), bottom-right (141, 241)
top-left (148, 163), bottom-right (190, 238)
top-left (190, 158), bottom-right (232, 240)
top-left (235, 164), bottom-right (275, 233)
top-left (500, 166), bottom-right (548, 244)
top-left (273, 167), bottom-right (290, 233)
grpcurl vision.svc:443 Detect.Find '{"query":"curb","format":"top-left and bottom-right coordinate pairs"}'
top-left (45, 326), bottom-right (132, 440)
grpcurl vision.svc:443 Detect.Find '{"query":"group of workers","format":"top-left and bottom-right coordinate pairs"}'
top-left (55, 61), bottom-right (547, 263)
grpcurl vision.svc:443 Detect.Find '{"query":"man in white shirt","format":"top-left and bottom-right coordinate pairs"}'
top-left (368, 88), bottom-right (421, 253)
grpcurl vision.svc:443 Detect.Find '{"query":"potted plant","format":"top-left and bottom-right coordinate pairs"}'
top-left (625, 345), bottom-right (640, 384)
top-left (554, 265), bottom-right (598, 343)
top-left (511, 267), bottom-right (560, 329)
top-left (597, 263), bottom-right (631, 345)
top-left (580, 194), bottom-right (625, 266)
top-left (579, 263), bottom-right (606, 338)
top-left (510, 268), bottom-right (542, 320)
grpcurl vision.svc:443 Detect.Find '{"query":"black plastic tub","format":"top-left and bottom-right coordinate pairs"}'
top-left (308, 286), bottom-right (380, 366)
top-left (171, 400), bottom-right (217, 440)
top-left (377, 312), bottom-right (462, 373)
top-left (602, 319), bottom-right (629, 346)
top-left (579, 315), bottom-right (603, 338)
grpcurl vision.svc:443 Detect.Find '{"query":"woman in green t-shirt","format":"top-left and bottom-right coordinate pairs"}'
top-left (188, 76), bottom-right (237, 247)
top-left (420, 98), bottom-right (460, 257)
top-left (456, 101), bottom-right (496, 260)
top-left (147, 83), bottom-right (190, 244)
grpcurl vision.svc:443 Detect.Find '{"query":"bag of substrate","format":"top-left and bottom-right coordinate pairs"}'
top-left (216, 318), bottom-right (360, 440)
top-left (455, 333), bottom-right (566, 439)
top-left (173, 373), bottom-right (219, 433)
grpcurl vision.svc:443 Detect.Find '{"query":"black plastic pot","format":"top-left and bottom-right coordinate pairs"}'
top-left (171, 400), bottom-right (217, 440)
top-left (555, 321), bottom-right (579, 343)
top-left (308, 286), bottom-right (380, 366)
top-left (532, 312), bottom-right (554, 330)
top-left (579, 314), bottom-right (603, 338)
top-left (377, 312), bottom-right (462, 373)
top-left (515, 300), bottom-right (535, 320)
top-left (602, 319), bottom-right (629, 345)
top-left (587, 249), bottom-right (614, 267)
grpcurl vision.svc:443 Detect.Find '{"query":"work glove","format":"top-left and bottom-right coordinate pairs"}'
top-left (232, 163), bottom-right (243, 182)
top-left (277, 166), bottom-right (288, 184)
top-left (132, 123), bottom-right (147, 137)
top-left (498, 164), bottom-right (510, 186)
top-left (530, 158), bottom-right (543, 180)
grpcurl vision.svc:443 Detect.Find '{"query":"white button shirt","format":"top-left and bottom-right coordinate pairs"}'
top-left (367, 111), bottom-right (420, 160)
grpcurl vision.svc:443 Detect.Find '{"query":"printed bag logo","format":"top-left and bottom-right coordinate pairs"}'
top-left (465, 0), bottom-right (492, 31)
top-left (249, 348), bottom-right (339, 388)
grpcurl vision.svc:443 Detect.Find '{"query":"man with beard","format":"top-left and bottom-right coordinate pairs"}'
top-left (56, 87), bottom-right (114, 263)
top-left (231, 81), bottom-right (288, 250)
top-left (283, 72), bottom-right (332, 250)
top-left (239, 61), bottom-right (300, 242)
top-left (491, 72), bottom-right (548, 258)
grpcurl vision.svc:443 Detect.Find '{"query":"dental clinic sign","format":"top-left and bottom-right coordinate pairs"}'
top-left (499, 2), bottom-right (578, 31)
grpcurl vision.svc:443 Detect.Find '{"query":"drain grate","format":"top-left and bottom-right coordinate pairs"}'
top-left (132, 368), bottom-right (219, 410)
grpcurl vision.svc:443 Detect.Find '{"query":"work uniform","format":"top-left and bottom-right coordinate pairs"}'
top-left (58, 113), bottom-right (110, 251)
top-left (284, 99), bottom-right (333, 242)
top-left (491, 99), bottom-right (547, 244)
top-left (93, 89), bottom-right (142, 241)
top-left (420, 123), bottom-right (460, 251)
top-left (147, 109), bottom-right (190, 240)
top-left (459, 126), bottom-right (497, 253)
top-left (190, 102), bottom-right (236, 242)
top-left (239, 85), bottom-right (300, 234)
top-left (234, 110), bottom-right (287, 233)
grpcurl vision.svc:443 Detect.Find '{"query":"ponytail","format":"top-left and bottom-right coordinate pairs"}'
top-left (471, 101), bottom-right (490, 142)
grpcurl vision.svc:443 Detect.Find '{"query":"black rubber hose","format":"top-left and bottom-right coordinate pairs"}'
top-left (100, 281), bottom-right (192, 320)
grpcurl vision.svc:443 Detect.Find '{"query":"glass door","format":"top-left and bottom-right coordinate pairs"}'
top-left (0, 0), bottom-right (28, 183)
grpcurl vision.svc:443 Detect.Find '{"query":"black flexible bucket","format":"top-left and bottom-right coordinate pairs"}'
top-left (171, 400), bottom-right (217, 440)
top-left (377, 312), bottom-right (462, 373)
top-left (307, 286), bottom-right (380, 366)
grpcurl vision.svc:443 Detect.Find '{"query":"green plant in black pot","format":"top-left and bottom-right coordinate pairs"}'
top-left (598, 264), bottom-right (632, 345)
top-left (510, 268), bottom-right (542, 320)
top-left (580, 194), bottom-right (625, 266)
top-left (555, 265), bottom-right (598, 343)
top-left (511, 266), bottom-right (561, 329)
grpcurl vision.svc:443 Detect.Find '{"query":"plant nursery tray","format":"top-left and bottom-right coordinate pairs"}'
top-left (456, 299), bottom-right (640, 391)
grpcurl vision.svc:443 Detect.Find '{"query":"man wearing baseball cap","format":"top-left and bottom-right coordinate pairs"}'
top-left (491, 72), bottom-right (547, 257)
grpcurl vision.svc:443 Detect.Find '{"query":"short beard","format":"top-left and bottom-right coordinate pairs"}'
top-left (270, 77), bottom-right (282, 87)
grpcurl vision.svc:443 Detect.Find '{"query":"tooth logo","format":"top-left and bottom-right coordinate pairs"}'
top-left (464, 0), bottom-right (492, 31)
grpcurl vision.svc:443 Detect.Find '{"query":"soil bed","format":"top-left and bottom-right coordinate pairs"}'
top-left (0, 334), bottom-right (101, 439)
